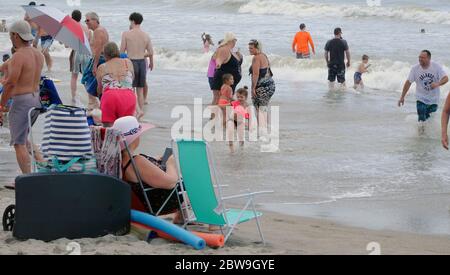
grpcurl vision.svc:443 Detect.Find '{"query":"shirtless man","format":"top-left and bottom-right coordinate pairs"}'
top-left (120, 12), bottom-right (153, 120)
top-left (84, 12), bottom-right (109, 110)
top-left (0, 20), bottom-right (44, 174)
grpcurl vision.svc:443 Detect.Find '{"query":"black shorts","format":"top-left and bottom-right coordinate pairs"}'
top-left (208, 77), bottom-right (215, 90)
top-left (131, 59), bottom-right (147, 88)
top-left (328, 64), bottom-right (346, 83)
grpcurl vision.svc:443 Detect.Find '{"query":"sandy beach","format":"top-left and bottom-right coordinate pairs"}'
top-left (2, 185), bottom-right (450, 255)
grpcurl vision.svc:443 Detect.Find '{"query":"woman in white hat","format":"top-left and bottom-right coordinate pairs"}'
top-left (113, 116), bottom-right (182, 215)
top-left (211, 32), bottom-right (242, 96)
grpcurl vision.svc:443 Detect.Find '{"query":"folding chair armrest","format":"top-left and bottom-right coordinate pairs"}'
top-left (222, 191), bottom-right (274, 201)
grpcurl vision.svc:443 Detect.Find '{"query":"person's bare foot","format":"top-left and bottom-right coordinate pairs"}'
top-left (144, 101), bottom-right (149, 105)
top-left (137, 111), bottom-right (145, 122)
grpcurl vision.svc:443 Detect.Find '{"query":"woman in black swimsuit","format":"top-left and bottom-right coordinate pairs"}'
top-left (212, 32), bottom-right (242, 94)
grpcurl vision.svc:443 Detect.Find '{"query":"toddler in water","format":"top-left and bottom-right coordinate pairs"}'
top-left (218, 74), bottom-right (234, 107)
top-left (353, 55), bottom-right (370, 90)
top-left (228, 87), bottom-right (250, 152)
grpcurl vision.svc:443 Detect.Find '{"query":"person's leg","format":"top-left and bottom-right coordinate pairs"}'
top-left (14, 144), bottom-right (31, 174)
top-left (328, 66), bottom-right (336, 90)
top-left (417, 101), bottom-right (427, 122)
top-left (144, 81), bottom-right (149, 105)
top-left (43, 49), bottom-right (53, 72)
top-left (136, 87), bottom-right (145, 120)
top-left (212, 90), bottom-right (220, 105)
top-left (70, 73), bottom-right (78, 104)
top-left (337, 67), bottom-right (346, 90)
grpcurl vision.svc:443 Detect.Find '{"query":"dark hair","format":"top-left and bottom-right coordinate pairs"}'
top-left (28, 1), bottom-right (36, 5)
top-left (222, 73), bottom-right (233, 83)
top-left (248, 39), bottom-right (262, 51)
top-left (104, 42), bottom-right (121, 59)
top-left (236, 86), bottom-right (249, 97)
top-left (334, 27), bottom-right (342, 36)
top-left (71, 10), bottom-right (82, 22)
top-left (362, 54), bottom-right (369, 60)
top-left (11, 47), bottom-right (16, 55)
top-left (300, 23), bottom-right (306, 30)
top-left (421, 50), bottom-right (431, 58)
top-left (129, 12), bottom-right (143, 25)
top-left (2, 54), bottom-right (10, 62)
top-left (39, 3), bottom-right (45, 6)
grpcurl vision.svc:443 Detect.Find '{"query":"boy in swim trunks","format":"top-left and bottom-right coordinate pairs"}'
top-left (353, 54), bottom-right (370, 90)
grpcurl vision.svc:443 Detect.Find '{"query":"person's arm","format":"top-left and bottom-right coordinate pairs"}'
top-left (292, 34), bottom-right (297, 53)
top-left (135, 155), bottom-right (178, 189)
top-left (0, 55), bottom-right (22, 124)
top-left (146, 36), bottom-right (154, 71)
top-left (120, 32), bottom-right (127, 54)
top-left (92, 29), bottom-right (104, 76)
top-left (324, 41), bottom-right (330, 65)
top-left (345, 49), bottom-right (351, 68)
top-left (398, 80), bottom-right (412, 107)
top-left (96, 64), bottom-right (104, 97)
top-left (127, 59), bottom-right (135, 80)
top-left (308, 33), bottom-right (315, 55)
top-left (442, 93), bottom-right (450, 150)
top-left (431, 75), bottom-right (448, 90)
top-left (215, 47), bottom-right (227, 69)
top-left (251, 56), bottom-right (260, 98)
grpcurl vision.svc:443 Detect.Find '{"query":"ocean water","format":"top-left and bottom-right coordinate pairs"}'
top-left (1, 0), bottom-right (450, 236)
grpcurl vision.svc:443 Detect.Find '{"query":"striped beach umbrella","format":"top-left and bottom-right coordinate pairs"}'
top-left (22, 5), bottom-right (91, 56)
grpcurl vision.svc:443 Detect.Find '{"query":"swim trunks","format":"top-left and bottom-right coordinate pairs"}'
top-left (9, 92), bottom-right (42, 146)
top-left (131, 59), bottom-right (147, 88)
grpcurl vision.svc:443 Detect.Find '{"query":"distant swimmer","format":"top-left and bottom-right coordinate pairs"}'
top-left (202, 33), bottom-right (214, 53)
top-left (324, 27), bottom-right (351, 90)
top-left (292, 23), bottom-right (315, 59)
top-left (398, 50), bottom-right (448, 132)
top-left (421, 29), bottom-right (426, 34)
top-left (353, 55), bottom-right (370, 90)
top-left (0, 20), bottom-right (7, 32)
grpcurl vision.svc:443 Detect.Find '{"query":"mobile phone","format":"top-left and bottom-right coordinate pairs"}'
top-left (161, 148), bottom-right (173, 165)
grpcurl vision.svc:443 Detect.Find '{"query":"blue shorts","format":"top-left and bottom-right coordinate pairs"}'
top-left (41, 35), bottom-right (53, 50)
top-left (208, 77), bottom-right (215, 90)
top-left (417, 101), bottom-right (438, 122)
top-left (354, 72), bottom-right (362, 84)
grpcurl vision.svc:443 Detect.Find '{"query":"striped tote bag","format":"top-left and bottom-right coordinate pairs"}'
top-left (40, 105), bottom-right (96, 172)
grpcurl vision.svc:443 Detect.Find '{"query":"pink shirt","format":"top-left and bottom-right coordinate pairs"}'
top-left (207, 58), bottom-right (216, 78)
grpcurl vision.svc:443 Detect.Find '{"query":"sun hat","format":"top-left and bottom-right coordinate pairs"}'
top-left (112, 116), bottom-right (155, 150)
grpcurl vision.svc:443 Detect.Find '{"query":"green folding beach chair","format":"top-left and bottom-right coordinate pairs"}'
top-left (172, 139), bottom-right (273, 245)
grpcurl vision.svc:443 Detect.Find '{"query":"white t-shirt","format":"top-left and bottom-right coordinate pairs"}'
top-left (408, 62), bottom-right (447, 105)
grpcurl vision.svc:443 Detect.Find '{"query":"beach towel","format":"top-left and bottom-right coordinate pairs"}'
top-left (81, 56), bottom-right (106, 97)
top-left (40, 76), bottom-right (63, 108)
top-left (91, 126), bottom-right (122, 178)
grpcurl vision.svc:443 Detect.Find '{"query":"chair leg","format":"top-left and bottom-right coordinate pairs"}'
top-left (251, 200), bottom-right (266, 245)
